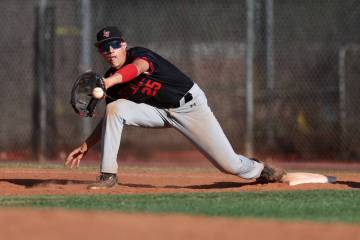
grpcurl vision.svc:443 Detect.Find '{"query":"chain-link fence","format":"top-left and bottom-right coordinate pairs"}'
top-left (1, 0), bottom-right (359, 161)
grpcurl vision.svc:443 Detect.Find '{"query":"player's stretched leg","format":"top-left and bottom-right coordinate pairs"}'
top-left (166, 84), bottom-right (285, 181)
top-left (88, 99), bottom-right (168, 189)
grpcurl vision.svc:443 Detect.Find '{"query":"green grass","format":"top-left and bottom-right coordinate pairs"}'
top-left (0, 190), bottom-right (359, 223)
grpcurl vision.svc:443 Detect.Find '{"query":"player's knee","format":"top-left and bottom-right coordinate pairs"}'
top-left (106, 99), bottom-right (133, 119)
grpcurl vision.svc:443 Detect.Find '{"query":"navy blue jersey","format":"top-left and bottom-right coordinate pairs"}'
top-left (104, 47), bottom-right (194, 108)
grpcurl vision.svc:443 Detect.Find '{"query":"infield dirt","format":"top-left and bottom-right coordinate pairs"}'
top-left (0, 163), bottom-right (359, 195)
top-left (0, 162), bottom-right (359, 240)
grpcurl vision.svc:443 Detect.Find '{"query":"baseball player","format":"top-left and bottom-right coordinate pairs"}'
top-left (65, 26), bottom-right (286, 189)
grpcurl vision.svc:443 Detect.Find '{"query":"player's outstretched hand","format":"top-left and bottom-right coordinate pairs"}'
top-left (65, 143), bottom-right (88, 168)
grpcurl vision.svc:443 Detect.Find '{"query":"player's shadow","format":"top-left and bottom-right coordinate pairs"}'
top-left (173, 181), bottom-right (260, 189)
top-left (120, 181), bottom-right (259, 190)
top-left (0, 179), bottom-right (92, 188)
top-left (336, 181), bottom-right (360, 189)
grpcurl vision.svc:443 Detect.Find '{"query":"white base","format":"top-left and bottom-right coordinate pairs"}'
top-left (281, 172), bottom-right (337, 186)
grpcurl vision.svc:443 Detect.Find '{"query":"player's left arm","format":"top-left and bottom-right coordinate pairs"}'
top-left (104, 59), bottom-right (150, 89)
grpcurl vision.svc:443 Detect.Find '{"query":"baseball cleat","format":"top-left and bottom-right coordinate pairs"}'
top-left (252, 158), bottom-right (287, 183)
top-left (87, 172), bottom-right (118, 190)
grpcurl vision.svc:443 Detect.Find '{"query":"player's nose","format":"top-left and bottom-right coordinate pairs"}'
top-left (108, 46), bottom-right (116, 53)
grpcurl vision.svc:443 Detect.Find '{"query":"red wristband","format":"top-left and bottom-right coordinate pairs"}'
top-left (116, 64), bottom-right (138, 83)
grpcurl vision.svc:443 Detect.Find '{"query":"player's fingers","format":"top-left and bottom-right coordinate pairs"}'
top-left (65, 154), bottom-right (74, 166)
top-left (65, 152), bottom-right (78, 167)
top-left (71, 155), bottom-right (83, 168)
top-left (65, 148), bottom-right (83, 167)
top-left (76, 158), bottom-right (81, 168)
top-left (70, 157), bottom-right (79, 168)
top-left (70, 159), bottom-right (76, 168)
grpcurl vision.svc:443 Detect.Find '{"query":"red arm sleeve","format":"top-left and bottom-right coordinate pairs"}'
top-left (116, 64), bottom-right (139, 83)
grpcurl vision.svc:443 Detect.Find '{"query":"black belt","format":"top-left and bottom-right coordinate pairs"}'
top-left (172, 92), bottom-right (193, 108)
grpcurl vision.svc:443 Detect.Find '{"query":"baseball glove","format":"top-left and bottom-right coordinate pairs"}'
top-left (70, 70), bottom-right (105, 117)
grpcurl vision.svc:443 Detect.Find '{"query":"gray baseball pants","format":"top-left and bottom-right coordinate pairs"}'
top-left (100, 83), bottom-right (264, 179)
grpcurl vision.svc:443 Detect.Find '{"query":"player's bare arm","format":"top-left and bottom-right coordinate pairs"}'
top-left (103, 59), bottom-right (149, 89)
top-left (65, 119), bottom-right (103, 168)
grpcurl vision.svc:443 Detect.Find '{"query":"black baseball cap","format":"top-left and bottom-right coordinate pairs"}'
top-left (94, 26), bottom-right (124, 47)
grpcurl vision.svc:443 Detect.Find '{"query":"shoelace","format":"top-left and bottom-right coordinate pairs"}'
top-left (97, 174), bottom-right (110, 181)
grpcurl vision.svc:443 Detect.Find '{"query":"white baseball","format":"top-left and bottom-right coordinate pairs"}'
top-left (92, 87), bottom-right (104, 99)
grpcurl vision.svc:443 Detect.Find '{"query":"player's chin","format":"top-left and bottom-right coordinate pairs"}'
top-left (110, 61), bottom-right (121, 69)
top-left (104, 57), bottom-right (116, 65)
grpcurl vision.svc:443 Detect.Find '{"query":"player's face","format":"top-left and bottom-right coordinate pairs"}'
top-left (98, 40), bottom-right (127, 69)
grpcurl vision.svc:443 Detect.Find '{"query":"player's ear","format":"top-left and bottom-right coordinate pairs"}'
top-left (121, 41), bottom-right (127, 49)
